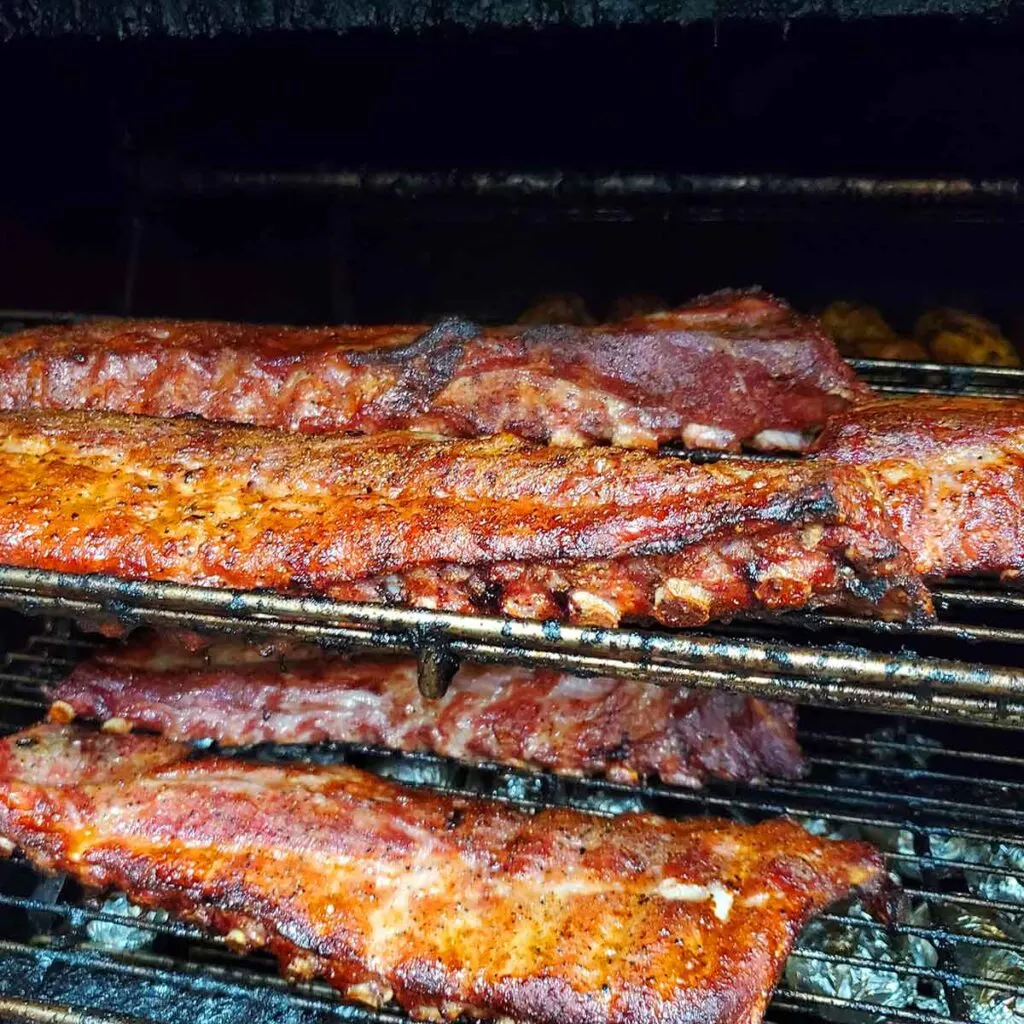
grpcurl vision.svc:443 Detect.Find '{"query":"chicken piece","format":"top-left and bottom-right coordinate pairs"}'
top-left (820, 301), bottom-right (927, 360)
top-left (914, 308), bottom-right (1020, 367)
top-left (820, 301), bottom-right (900, 356)
top-left (855, 338), bottom-right (930, 361)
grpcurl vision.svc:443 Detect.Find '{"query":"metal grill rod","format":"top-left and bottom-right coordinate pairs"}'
top-left (934, 586), bottom-right (1024, 612)
top-left (147, 168), bottom-right (1024, 206)
top-left (802, 727), bottom-right (1024, 768)
top-left (784, 614), bottom-right (1024, 645)
top-left (6, 588), bottom-right (1024, 728)
top-left (0, 997), bottom-right (149, 1024)
top-left (849, 358), bottom-right (1024, 389)
top-left (769, 992), bottom-right (955, 1024)
top-left (0, 566), bottom-right (1022, 708)
top-left (815, 912), bottom-right (1024, 955)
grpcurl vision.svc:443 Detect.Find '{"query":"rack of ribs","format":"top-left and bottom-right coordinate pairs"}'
top-left (812, 395), bottom-right (1024, 580)
top-left (48, 634), bottom-right (806, 787)
top-left (0, 289), bottom-right (869, 451)
top-left (0, 723), bottom-right (885, 1024)
top-left (0, 409), bottom-right (930, 626)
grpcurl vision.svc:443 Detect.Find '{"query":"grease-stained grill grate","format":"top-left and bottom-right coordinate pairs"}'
top-left (0, 621), bottom-right (1022, 1024)
top-left (0, 565), bottom-right (1022, 728)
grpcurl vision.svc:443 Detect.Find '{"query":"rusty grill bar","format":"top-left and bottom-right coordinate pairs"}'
top-left (0, 622), bottom-right (1023, 1024)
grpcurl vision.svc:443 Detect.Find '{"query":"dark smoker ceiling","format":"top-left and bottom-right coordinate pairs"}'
top-left (0, 19), bottom-right (1022, 324)
top-left (0, 0), bottom-right (1023, 38)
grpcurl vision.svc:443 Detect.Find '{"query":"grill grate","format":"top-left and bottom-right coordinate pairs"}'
top-left (0, 621), bottom-right (1023, 1024)
top-left (0, 564), bottom-right (1022, 728)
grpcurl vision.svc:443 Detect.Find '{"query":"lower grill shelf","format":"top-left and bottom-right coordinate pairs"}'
top-left (0, 619), bottom-right (1022, 1024)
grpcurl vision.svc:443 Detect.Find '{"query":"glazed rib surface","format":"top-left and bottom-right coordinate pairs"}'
top-left (50, 635), bottom-right (805, 787)
top-left (0, 290), bottom-right (868, 451)
top-left (0, 409), bottom-right (930, 625)
top-left (812, 396), bottom-right (1024, 579)
top-left (0, 724), bottom-right (884, 1024)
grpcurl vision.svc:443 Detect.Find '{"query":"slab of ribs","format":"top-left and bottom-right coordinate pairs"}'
top-left (0, 409), bottom-right (933, 625)
top-left (0, 724), bottom-right (885, 1024)
top-left (48, 633), bottom-right (806, 788)
top-left (0, 290), bottom-right (868, 452)
top-left (811, 395), bottom-right (1024, 579)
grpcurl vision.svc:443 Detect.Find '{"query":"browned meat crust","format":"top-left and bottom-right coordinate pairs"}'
top-left (49, 635), bottom-right (805, 787)
top-left (812, 395), bottom-right (1024, 579)
top-left (0, 724), bottom-right (885, 1024)
top-left (0, 290), bottom-right (869, 451)
top-left (0, 410), bottom-right (931, 625)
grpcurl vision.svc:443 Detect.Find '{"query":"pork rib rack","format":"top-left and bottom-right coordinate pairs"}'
top-left (0, 409), bottom-right (929, 626)
top-left (0, 724), bottom-right (885, 1024)
top-left (0, 290), bottom-right (868, 451)
top-left (48, 634), bottom-right (806, 788)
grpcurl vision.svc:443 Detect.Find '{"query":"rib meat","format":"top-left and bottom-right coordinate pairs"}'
top-left (0, 410), bottom-right (931, 625)
top-left (812, 395), bottom-right (1024, 579)
top-left (0, 290), bottom-right (869, 451)
top-left (0, 723), bottom-right (885, 1024)
top-left (49, 634), bottom-right (805, 787)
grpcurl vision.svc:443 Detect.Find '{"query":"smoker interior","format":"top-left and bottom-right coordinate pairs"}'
top-left (3, 19), bottom-right (1024, 323)
top-left (2, 12), bottom-right (1024, 1024)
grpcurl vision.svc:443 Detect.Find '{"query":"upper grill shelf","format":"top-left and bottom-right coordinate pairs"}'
top-left (850, 358), bottom-right (1024, 397)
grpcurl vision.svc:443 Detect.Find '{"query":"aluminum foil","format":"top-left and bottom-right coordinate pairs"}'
top-left (936, 904), bottom-right (1024, 1024)
top-left (930, 834), bottom-right (1024, 905)
top-left (785, 901), bottom-right (946, 1023)
top-left (786, 726), bottom-right (1024, 1024)
top-left (85, 893), bottom-right (169, 952)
